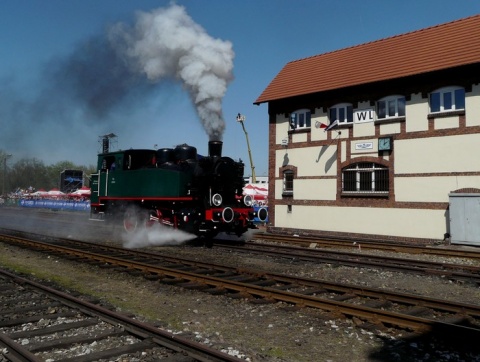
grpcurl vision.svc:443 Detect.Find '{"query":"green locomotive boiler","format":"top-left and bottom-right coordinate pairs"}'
top-left (90, 141), bottom-right (267, 240)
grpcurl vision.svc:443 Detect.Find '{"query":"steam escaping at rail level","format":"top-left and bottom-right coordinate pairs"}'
top-left (122, 223), bottom-right (197, 249)
top-left (109, 4), bottom-right (234, 140)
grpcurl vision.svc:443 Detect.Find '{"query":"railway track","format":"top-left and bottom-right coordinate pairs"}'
top-left (0, 268), bottom-right (243, 362)
top-left (215, 241), bottom-right (480, 284)
top-left (253, 232), bottom-right (480, 260)
top-left (1, 231), bottom-right (480, 350)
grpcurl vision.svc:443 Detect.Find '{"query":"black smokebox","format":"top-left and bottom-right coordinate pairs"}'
top-left (208, 140), bottom-right (222, 158)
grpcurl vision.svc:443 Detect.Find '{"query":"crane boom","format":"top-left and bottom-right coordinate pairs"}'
top-left (236, 113), bottom-right (256, 183)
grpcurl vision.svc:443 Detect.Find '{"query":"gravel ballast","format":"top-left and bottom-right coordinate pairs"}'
top-left (1, 240), bottom-right (480, 362)
top-left (1, 208), bottom-right (480, 361)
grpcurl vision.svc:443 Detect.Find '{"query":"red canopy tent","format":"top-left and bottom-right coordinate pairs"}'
top-left (243, 183), bottom-right (268, 204)
top-left (48, 188), bottom-right (65, 196)
top-left (68, 186), bottom-right (91, 198)
top-left (30, 189), bottom-right (49, 197)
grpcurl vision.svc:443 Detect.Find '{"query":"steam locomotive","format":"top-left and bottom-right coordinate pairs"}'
top-left (90, 140), bottom-right (267, 241)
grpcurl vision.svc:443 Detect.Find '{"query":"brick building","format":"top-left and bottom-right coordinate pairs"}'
top-left (254, 15), bottom-right (480, 245)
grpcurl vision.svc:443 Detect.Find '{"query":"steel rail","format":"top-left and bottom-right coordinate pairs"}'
top-left (216, 242), bottom-right (480, 283)
top-left (0, 268), bottom-right (243, 362)
top-left (2, 234), bottom-right (480, 338)
top-left (0, 333), bottom-right (44, 362)
top-left (35, 233), bottom-right (480, 283)
top-left (254, 233), bottom-right (480, 260)
top-left (40, 237), bottom-right (480, 315)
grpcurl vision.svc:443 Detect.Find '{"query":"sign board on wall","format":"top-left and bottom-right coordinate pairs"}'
top-left (355, 142), bottom-right (374, 150)
top-left (354, 108), bottom-right (374, 123)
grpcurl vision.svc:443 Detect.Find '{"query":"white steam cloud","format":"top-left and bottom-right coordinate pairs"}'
top-left (109, 5), bottom-right (234, 140)
top-left (122, 223), bottom-right (197, 249)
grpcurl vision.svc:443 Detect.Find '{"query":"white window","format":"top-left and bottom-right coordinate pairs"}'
top-left (429, 86), bottom-right (465, 113)
top-left (329, 103), bottom-right (353, 125)
top-left (377, 95), bottom-right (405, 119)
top-left (342, 163), bottom-right (389, 194)
top-left (289, 109), bottom-right (311, 130)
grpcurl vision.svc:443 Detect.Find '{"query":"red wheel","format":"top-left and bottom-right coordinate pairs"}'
top-left (123, 207), bottom-right (147, 233)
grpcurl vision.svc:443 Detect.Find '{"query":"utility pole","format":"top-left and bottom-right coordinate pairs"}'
top-left (2, 154), bottom-right (12, 196)
top-left (236, 113), bottom-right (256, 183)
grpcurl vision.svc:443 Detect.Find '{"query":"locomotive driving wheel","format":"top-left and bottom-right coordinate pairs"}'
top-left (123, 207), bottom-right (148, 233)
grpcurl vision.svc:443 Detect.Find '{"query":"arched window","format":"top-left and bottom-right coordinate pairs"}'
top-left (342, 162), bottom-right (389, 194)
top-left (377, 95), bottom-right (405, 119)
top-left (289, 109), bottom-right (311, 130)
top-left (429, 86), bottom-right (465, 113)
top-left (329, 103), bottom-right (353, 125)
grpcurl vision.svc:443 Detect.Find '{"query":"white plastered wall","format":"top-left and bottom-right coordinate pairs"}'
top-left (380, 122), bottom-right (401, 135)
top-left (275, 114), bottom-right (289, 146)
top-left (293, 179), bottom-right (337, 201)
top-left (395, 134), bottom-right (480, 174)
top-left (274, 178), bottom-right (337, 201)
top-left (275, 205), bottom-right (446, 240)
top-left (406, 93), bottom-right (429, 132)
top-left (396, 176), bottom-right (480, 202)
top-left (275, 142), bottom-right (338, 200)
top-left (434, 116), bottom-right (459, 130)
top-left (275, 145), bottom-right (337, 178)
top-left (466, 84), bottom-right (480, 127)
top-left (395, 133), bottom-right (480, 203)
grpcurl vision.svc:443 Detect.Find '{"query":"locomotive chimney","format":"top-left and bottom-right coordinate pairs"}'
top-left (102, 137), bottom-right (109, 153)
top-left (100, 133), bottom-right (117, 154)
top-left (208, 140), bottom-right (223, 158)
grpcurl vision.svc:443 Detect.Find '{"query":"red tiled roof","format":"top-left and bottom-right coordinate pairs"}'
top-left (254, 15), bottom-right (480, 105)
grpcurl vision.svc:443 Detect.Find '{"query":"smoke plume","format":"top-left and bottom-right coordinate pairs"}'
top-left (54, 4), bottom-right (234, 140)
top-left (0, 4), bottom-right (234, 163)
top-left (111, 5), bottom-right (234, 140)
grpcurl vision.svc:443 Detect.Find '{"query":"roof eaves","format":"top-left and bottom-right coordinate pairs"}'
top-left (254, 14), bottom-right (480, 105)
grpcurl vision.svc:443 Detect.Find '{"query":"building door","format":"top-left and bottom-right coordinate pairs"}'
top-left (449, 193), bottom-right (480, 246)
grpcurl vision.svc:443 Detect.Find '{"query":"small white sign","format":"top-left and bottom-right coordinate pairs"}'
top-left (355, 142), bottom-right (373, 150)
top-left (354, 108), bottom-right (374, 123)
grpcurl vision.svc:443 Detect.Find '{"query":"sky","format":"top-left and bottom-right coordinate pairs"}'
top-left (1, 1), bottom-right (479, 176)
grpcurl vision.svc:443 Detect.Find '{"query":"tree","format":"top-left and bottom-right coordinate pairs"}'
top-left (8, 158), bottom-right (53, 192)
top-left (0, 149), bottom-right (97, 194)
top-left (0, 151), bottom-right (13, 196)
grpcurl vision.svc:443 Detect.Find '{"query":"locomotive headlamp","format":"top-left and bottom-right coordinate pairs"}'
top-left (243, 195), bottom-right (253, 207)
top-left (212, 193), bottom-right (222, 206)
top-left (222, 207), bottom-right (234, 223)
top-left (256, 207), bottom-right (268, 222)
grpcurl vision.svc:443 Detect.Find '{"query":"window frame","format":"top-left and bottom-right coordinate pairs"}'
top-left (342, 162), bottom-right (389, 196)
top-left (429, 86), bottom-right (465, 114)
top-left (376, 95), bottom-right (406, 120)
top-left (329, 103), bottom-right (353, 125)
top-left (282, 170), bottom-right (294, 196)
top-left (289, 109), bottom-right (311, 130)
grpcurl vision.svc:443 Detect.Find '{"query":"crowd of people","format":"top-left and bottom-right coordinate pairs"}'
top-left (1, 186), bottom-right (91, 205)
